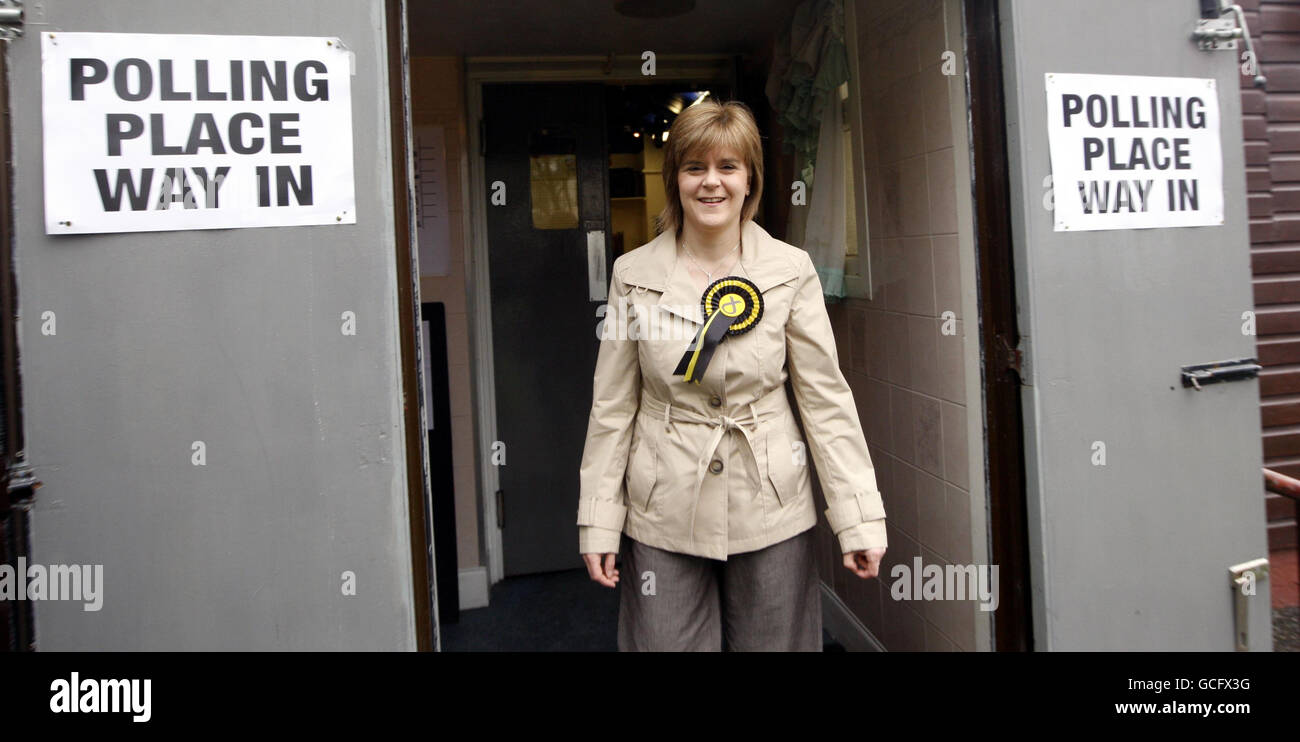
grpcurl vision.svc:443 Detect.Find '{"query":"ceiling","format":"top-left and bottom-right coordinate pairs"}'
top-left (406, 0), bottom-right (801, 57)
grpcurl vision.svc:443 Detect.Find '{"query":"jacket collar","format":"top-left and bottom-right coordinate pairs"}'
top-left (621, 220), bottom-right (801, 324)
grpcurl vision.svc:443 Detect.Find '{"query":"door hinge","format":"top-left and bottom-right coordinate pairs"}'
top-left (495, 488), bottom-right (504, 530)
top-left (6, 450), bottom-right (40, 505)
top-left (0, 1), bottom-right (22, 41)
top-left (995, 334), bottom-right (1023, 379)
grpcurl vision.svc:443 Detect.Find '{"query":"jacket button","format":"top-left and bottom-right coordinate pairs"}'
top-left (709, 459), bottom-right (724, 474)
top-left (708, 395), bottom-right (722, 408)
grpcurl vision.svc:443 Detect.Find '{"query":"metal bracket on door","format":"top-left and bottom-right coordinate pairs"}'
top-left (1228, 558), bottom-right (1268, 651)
top-left (0, 1), bottom-right (22, 40)
top-left (587, 229), bottom-right (607, 302)
top-left (1179, 357), bottom-right (1261, 390)
top-left (1192, 1), bottom-right (1265, 88)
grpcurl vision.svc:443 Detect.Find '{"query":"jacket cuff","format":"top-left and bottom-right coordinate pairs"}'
top-left (835, 519), bottom-right (888, 554)
top-left (824, 490), bottom-right (887, 535)
top-left (576, 497), bottom-right (627, 531)
top-left (579, 525), bottom-right (623, 555)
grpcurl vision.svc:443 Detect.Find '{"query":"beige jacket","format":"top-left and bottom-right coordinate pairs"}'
top-left (576, 219), bottom-right (887, 560)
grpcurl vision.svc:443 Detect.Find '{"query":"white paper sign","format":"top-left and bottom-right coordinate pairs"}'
top-left (415, 125), bottom-right (451, 276)
top-left (1044, 72), bottom-right (1223, 231)
top-left (41, 32), bottom-right (357, 234)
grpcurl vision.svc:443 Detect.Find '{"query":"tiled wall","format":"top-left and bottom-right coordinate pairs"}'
top-left (814, 0), bottom-right (985, 651)
top-left (411, 57), bottom-right (480, 570)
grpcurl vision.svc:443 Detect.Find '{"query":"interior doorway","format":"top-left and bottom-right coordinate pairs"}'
top-left (403, 0), bottom-right (1021, 652)
top-left (483, 82), bottom-right (727, 578)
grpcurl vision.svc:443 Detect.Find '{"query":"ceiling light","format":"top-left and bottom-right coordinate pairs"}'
top-left (688, 90), bottom-right (711, 107)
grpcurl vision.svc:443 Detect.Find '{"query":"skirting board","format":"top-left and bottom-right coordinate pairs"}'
top-left (458, 566), bottom-right (489, 610)
top-left (820, 583), bottom-right (886, 652)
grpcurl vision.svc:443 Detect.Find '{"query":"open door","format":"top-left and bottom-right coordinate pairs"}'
top-left (2, 0), bottom-right (435, 650)
top-left (1001, 0), bottom-right (1270, 650)
top-left (483, 83), bottom-right (611, 576)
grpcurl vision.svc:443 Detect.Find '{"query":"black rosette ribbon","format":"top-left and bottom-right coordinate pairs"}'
top-left (673, 276), bottom-right (764, 384)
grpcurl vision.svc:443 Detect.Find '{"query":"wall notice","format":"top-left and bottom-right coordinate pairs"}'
top-left (1044, 72), bottom-right (1223, 232)
top-left (41, 32), bottom-right (356, 235)
top-left (415, 125), bottom-right (451, 277)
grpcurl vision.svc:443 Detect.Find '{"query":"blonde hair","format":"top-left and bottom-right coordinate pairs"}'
top-left (657, 99), bottom-right (764, 235)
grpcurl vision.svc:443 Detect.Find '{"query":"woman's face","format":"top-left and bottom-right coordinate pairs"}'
top-left (677, 146), bottom-right (749, 234)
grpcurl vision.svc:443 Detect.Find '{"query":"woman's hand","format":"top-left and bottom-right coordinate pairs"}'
top-left (843, 547), bottom-right (886, 579)
top-left (583, 553), bottom-right (620, 588)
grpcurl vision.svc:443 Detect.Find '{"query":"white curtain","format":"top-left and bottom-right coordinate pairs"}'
top-left (802, 88), bottom-right (847, 300)
top-left (766, 0), bottom-right (850, 301)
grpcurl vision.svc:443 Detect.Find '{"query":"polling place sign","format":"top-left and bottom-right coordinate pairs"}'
top-left (1044, 72), bottom-right (1223, 232)
top-left (40, 32), bottom-right (356, 235)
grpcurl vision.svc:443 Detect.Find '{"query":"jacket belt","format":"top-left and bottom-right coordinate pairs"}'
top-left (638, 384), bottom-right (792, 539)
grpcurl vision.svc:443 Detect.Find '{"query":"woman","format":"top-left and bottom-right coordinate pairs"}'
top-left (577, 99), bottom-right (887, 651)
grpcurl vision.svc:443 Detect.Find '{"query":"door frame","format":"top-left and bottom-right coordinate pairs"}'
top-left (0, 28), bottom-right (37, 652)
top-left (386, 0), bottom-right (439, 651)
top-left (464, 56), bottom-right (734, 586)
top-left (963, 0), bottom-right (1033, 650)
top-left (461, 22), bottom-right (1034, 652)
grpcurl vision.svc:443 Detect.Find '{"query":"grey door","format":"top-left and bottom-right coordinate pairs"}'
top-left (1002, 0), bottom-right (1270, 649)
top-left (483, 83), bottom-right (610, 576)
top-left (7, 1), bottom-right (421, 649)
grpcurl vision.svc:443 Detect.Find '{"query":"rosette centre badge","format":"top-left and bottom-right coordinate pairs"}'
top-left (673, 276), bottom-right (764, 384)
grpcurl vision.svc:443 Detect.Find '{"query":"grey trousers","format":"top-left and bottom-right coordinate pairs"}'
top-left (616, 528), bottom-right (822, 652)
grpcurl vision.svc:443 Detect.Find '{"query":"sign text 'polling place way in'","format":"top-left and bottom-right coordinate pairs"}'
top-left (41, 32), bottom-right (357, 235)
top-left (1045, 72), bottom-right (1224, 232)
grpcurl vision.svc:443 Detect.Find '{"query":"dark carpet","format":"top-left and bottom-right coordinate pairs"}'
top-left (438, 567), bottom-right (844, 651)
